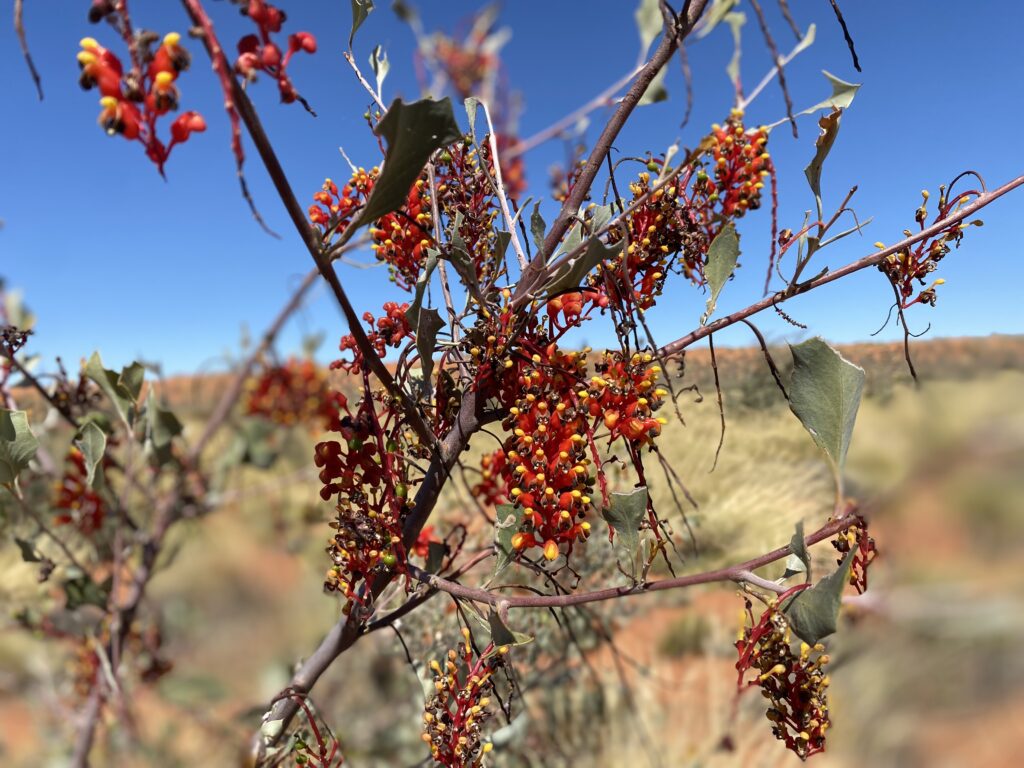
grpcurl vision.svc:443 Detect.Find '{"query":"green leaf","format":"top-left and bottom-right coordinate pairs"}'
top-left (783, 547), bottom-right (855, 644)
top-left (494, 503), bottom-right (524, 576)
top-left (724, 12), bottom-right (745, 89)
top-left (4, 289), bottom-right (36, 331)
top-left (63, 572), bottom-right (109, 611)
top-left (425, 540), bottom-right (447, 574)
top-left (530, 201), bottom-right (546, 251)
top-left (487, 609), bottom-right (533, 649)
top-left (696, 0), bottom-right (739, 39)
top-left (369, 44), bottom-right (389, 94)
top-left (118, 362), bottom-right (145, 402)
top-left (234, 418), bottom-right (281, 470)
top-left (406, 249), bottom-right (439, 332)
top-left (701, 223), bottom-right (739, 324)
top-left (84, 352), bottom-right (135, 426)
top-left (638, 66), bottom-right (668, 106)
top-left (413, 307), bottom-right (445, 388)
top-left (0, 410), bottom-right (38, 485)
top-left (804, 109), bottom-right (842, 220)
top-left (464, 97), bottom-right (479, 138)
top-left (15, 536), bottom-right (40, 563)
top-left (601, 487), bottom-right (648, 565)
top-left (543, 238), bottom-right (621, 298)
top-left (795, 70), bottom-right (861, 117)
top-left (635, 0), bottom-right (663, 54)
top-left (349, 0), bottom-right (374, 48)
top-left (356, 98), bottom-right (462, 227)
top-left (784, 520), bottom-right (811, 581)
top-left (75, 422), bottom-right (106, 487)
top-left (145, 393), bottom-right (182, 450)
top-left (788, 337), bottom-right (865, 485)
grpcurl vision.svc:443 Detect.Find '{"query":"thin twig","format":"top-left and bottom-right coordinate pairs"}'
top-left (13, 0), bottom-right (43, 100)
top-left (749, 0), bottom-right (797, 137)
top-left (827, 0), bottom-right (862, 72)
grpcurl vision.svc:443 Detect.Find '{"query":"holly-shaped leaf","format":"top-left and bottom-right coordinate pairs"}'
top-left (783, 547), bottom-right (855, 644)
top-left (0, 409), bottom-right (38, 485)
top-left (84, 352), bottom-right (136, 427)
top-left (783, 520), bottom-right (811, 581)
top-left (355, 98), bottom-right (462, 228)
top-left (369, 44), bottom-right (389, 95)
top-left (487, 610), bottom-right (533, 650)
top-left (413, 307), bottom-right (445, 388)
top-left (543, 237), bottom-right (621, 298)
top-left (15, 536), bottom-right (41, 563)
top-left (530, 201), bottom-right (546, 251)
top-left (701, 223), bottom-right (739, 324)
top-left (118, 362), bottom-right (145, 402)
top-left (63, 570), bottom-right (109, 611)
top-left (601, 487), bottom-right (648, 566)
top-left (788, 337), bottom-right (864, 488)
top-left (349, 0), bottom-right (374, 47)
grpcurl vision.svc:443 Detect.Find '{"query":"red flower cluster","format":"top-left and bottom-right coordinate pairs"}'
top-left (876, 188), bottom-right (982, 309)
top-left (54, 447), bottom-right (106, 535)
top-left (308, 169), bottom-right (377, 238)
top-left (692, 110), bottom-right (772, 225)
top-left (317, 399), bottom-right (412, 604)
top-left (77, 33), bottom-right (205, 172)
top-left (585, 352), bottom-right (667, 447)
top-left (832, 521), bottom-right (877, 595)
top-left (435, 143), bottom-right (503, 283)
top-left (546, 290), bottom-right (605, 330)
top-left (422, 630), bottom-right (502, 767)
top-left (332, 302), bottom-right (413, 375)
top-left (244, 358), bottom-right (344, 429)
top-left (234, 0), bottom-right (317, 106)
top-left (497, 345), bottom-right (595, 562)
top-left (735, 593), bottom-right (831, 760)
top-left (370, 179), bottom-right (435, 290)
top-left (472, 450), bottom-right (509, 507)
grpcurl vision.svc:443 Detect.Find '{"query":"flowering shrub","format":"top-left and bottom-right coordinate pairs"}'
top-left (1, 2), bottom-right (1019, 766)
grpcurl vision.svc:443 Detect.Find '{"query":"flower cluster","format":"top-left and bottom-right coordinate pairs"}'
top-left (244, 358), bottom-right (344, 428)
top-left (435, 142), bottom-right (503, 283)
top-left (585, 352), bottom-right (667, 447)
top-left (77, 33), bottom-right (205, 172)
top-left (422, 629), bottom-right (502, 767)
top-left (875, 188), bottom-right (982, 309)
top-left (497, 345), bottom-right (595, 562)
top-left (370, 179), bottom-right (435, 290)
top-left (54, 447), bottom-right (106, 535)
top-left (472, 450), bottom-right (509, 507)
top-left (832, 520), bottom-right (877, 595)
top-left (308, 169), bottom-right (377, 237)
top-left (735, 594), bottom-right (831, 760)
top-left (332, 302), bottom-right (413, 375)
top-left (233, 0), bottom-right (317, 106)
top-left (691, 110), bottom-right (772, 226)
top-left (317, 399), bottom-right (413, 605)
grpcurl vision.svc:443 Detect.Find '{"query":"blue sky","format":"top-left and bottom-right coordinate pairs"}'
top-left (1, 1), bottom-right (1022, 374)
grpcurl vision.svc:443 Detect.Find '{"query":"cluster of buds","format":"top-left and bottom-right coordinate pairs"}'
top-left (832, 520), bottom-right (877, 595)
top-left (601, 177), bottom-right (708, 310)
top-left (422, 629), bottom-right (502, 767)
top-left (332, 302), bottom-right (413, 375)
top-left (317, 399), bottom-right (412, 604)
top-left (692, 109), bottom-right (772, 226)
top-left (244, 358), bottom-right (344, 429)
top-left (53, 447), bottom-right (106, 535)
top-left (309, 169), bottom-right (377, 238)
top-left (735, 594), bottom-right (831, 760)
top-left (472, 450), bottom-right (509, 507)
top-left (435, 142), bottom-right (504, 284)
top-left (585, 352), bottom-right (667, 447)
top-left (77, 33), bottom-right (205, 172)
top-left (371, 179), bottom-right (435, 290)
top-left (545, 289), bottom-right (605, 330)
top-left (496, 344), bottom-right (595, 562)
top-left (875, 188), bottom-right (983, 309)
top-left (233, 0), bottom-right (317, 106)
top-left (432, 34), bottom-right (496, 99)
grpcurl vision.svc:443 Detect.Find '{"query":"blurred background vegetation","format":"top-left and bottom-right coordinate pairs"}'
top-left (1, 334), bottom-right (1022, 767)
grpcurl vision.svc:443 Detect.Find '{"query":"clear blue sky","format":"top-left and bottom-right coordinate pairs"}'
top-left (2, 1), bottom-right (1022, 374)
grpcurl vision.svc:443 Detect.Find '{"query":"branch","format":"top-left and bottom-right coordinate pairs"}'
top-left (405, 515), bottom-right (851, 610)
top-left (13, 0), bottom-right (43, 100)
top-left (515, 0), bottom-right (710, 299)
top-left (660, 173), bottom-right (1024, 357)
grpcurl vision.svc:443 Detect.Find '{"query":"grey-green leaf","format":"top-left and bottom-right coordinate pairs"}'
top-left (369, 44), bottom-right (389, 94)
top-left (494, 503), bottom-right (524, 576)
top-left (601, 487), bottom-right (648, 563)
top-left (76, 422), bottom-right (106, 487)
top-left (413, 307), bottom-right (445, 388)
top-left (84, 352), bottom-right (135, 426)
top-left (638, 65), bottom-right (668, 106)
top-left (804, 109), bottom-right (842, 219)
top-left (544, 238), bottom-right (621, 298)
top-left (797, 70), bottom-right (860, 117)
top-left (356, 98), bottom-right (462, 227)
top-left (464, 97), bottom-right (478, 138)
top-left (785, 520), bottom-right (811, 582)
top-left (783, 547), bottom-right (854, 644)
top-left (701, 223), bottom-right (739, 324)
top-left (349, 0), bottom-right (374, 48)
top-left (15, 537), bottom-right (40, 563)
top-left (0, 409), bottom-right (38, 485)
top-left (118, 362), bottom-right (145, 402)
top-left (635, 0), bottom-right (663, 54)
top-left (530, 201), bottom-right (546, 251)
top-left (788, 337), bottom-right (865, 482)
top-left (487, 609), bottom-right (533, 649)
